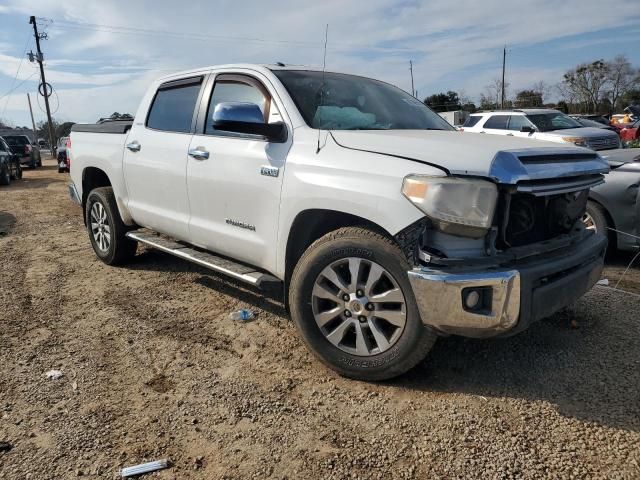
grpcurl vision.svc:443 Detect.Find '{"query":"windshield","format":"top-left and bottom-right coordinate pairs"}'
top-left (273, 70), bottom-right (454, 131)
top-left (526, 112), bottom-right (583, 132)
top-left (3, 135), bottom-right (29, 146)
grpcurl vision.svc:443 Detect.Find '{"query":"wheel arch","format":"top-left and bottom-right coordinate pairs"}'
top-left (283, 208), bottom-right (395, 309)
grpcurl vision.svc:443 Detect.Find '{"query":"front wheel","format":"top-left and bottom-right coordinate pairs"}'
top-left (85, 187), bottom-right (137, 265)
top-left (289, 227), bottom-right (437, 381)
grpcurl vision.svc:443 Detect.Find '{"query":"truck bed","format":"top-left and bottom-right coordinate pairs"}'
top-left (71, 120), bottom-right (133, 134)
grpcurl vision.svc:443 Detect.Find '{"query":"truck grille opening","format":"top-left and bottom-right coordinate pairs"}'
top-left (498, 189), bottom-right (589, 248)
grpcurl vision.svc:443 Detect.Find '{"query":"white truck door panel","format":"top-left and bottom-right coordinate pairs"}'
top-left (186, 72), bottom-right (290, 272)
top-left (123, 76), bottom-right (204, 240)
top-left (123, 126), bottom-right (192, 239)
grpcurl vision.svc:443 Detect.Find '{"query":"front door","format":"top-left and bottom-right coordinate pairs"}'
top-left (186, 71), bottom-right (292, 273)
top-left (123, 76), bottom-right (204, 240)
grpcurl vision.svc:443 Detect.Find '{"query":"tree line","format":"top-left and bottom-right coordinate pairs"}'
top-left (425, 55), bottom-right (640, 115)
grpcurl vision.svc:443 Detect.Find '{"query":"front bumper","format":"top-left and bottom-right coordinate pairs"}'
top-left (408, 233), bottom-right (607, 338)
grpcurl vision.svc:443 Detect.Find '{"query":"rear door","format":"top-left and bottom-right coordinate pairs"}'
top-left (480, 114), bottom-right (510, 136)
top-left (185, 71), bottom-right (292, 272)
top-left (123, 76), bottom-right (205, 240)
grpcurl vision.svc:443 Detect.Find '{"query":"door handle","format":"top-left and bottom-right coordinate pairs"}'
top-left (506, 133), bottom-right (514, 136)
top-left (126, 141), bottom-right (141, 152)
top-left (188, 147), bottom-right (209, 160)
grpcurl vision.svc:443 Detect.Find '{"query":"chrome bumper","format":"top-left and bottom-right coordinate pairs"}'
top-left (407, 233), bottom-right (606, 338)
top-left (408, 269), bottom-right (520, 337)
top-left (68, 182), bottom-right (81, 204)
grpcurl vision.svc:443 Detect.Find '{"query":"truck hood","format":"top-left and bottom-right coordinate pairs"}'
top-left (330, 130), bottom-right (609, 184)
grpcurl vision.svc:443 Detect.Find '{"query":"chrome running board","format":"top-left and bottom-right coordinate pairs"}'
top-left (126, 230), bottom-right (281, 289)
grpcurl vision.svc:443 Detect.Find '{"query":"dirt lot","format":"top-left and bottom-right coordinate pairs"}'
top-left (1, 160), bottom-right (639, 479)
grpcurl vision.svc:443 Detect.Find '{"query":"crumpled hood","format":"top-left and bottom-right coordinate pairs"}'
top-left (330, 130), bottom-right (599, 180)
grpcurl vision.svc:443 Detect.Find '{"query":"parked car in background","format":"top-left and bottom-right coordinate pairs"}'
top-left (585, 148), bottom-right (640, 252)
top-left (1, 134), bottom-right (42, 168)
top-left (573, 117), bottom-right (618, 132)
top-left (37, 139), bottom-right (50, 150)
top-left (0, 137), bottom-right (22, 185)
top-left (618, 120), bottom-right (640, 146)
top-left (57, 136), bottom-right (70, 173)
top-left (570, 114), bottom-right (609, 125)
top-left (463, 109), bottom-right (621, 150)
top-left (68, 64), bottom-right (609, 381)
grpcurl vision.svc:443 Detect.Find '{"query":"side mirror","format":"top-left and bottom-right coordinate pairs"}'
top-left (520, 126), bottom-right (535, 133)
top-left (212, 102), bottom-right (286, 142)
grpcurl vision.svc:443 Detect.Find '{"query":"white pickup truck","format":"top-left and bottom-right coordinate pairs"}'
top-left (69, 64), bottom-right (609, 381)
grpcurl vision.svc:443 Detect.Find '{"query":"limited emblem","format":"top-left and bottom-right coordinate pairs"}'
top-left (225, 219), bottom-right (256, 231)
top-left (260, 166), bottom-right (279, 177)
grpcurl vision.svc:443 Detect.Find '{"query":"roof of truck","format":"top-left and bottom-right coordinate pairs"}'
top-left (156, 63), bottom-right (325, 82)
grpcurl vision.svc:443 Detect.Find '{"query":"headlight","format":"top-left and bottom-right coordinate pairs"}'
top-left (402, 175), bottom-right (498, 237)
top-left (562, 136), bottom-right (588, 147)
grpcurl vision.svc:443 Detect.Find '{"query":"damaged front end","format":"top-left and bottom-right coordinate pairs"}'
top-left (399, 148), bottom-right (609, 338)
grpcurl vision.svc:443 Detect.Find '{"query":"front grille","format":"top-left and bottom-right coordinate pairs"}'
top-left (497, 189), bottom-right (589, 248)
top-left (587, 136), bottom-right (618, 150)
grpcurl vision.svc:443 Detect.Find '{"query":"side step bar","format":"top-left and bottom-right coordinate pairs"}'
top-left (126, 230), bottom-right (281, 289)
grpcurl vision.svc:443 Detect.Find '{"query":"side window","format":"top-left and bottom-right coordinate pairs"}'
top-left (205, 75), bottom-right (280, 135)
top-left (146, 77), bottom-right (202, 133)
top-left (462, 116), bottom-right (482, 127)
top-left (507, 115), bottom-right (532, 131)
top-left (0, 140), bottom-right (6, 152)
top-left (483, 115), bottom-right (509, 130)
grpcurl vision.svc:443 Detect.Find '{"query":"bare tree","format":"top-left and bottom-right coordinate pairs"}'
top-left (531, 80), bottom-right (549, 103)
top-left (562, 60), bottom-right (609, 113)
top-left (606, 55), bottom-right (640, 112)
top-left (484, 77), bottom-right (510, 109)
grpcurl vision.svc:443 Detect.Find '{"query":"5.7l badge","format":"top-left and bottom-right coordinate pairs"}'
top-left (260, 165), bottom-right (279, 178)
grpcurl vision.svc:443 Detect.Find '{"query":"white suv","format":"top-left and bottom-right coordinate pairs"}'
top-left (462, 109), bottom-right (620, 150)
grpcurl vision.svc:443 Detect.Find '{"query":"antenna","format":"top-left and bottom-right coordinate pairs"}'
top-left (316, 23), bottom-right (328, 154)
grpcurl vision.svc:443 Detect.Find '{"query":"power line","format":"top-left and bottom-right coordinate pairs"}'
top-left (0, 72), bottom-right (39, 102)
top-left (49, 18), bottom-right (419, 53)
top-left (1, 33), bottom-right (31, 117)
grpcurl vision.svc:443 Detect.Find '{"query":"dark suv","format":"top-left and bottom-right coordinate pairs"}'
top-left (0, 138), bottom-right (22, 185)
top-left (1, 135), bottom-right (42, 168)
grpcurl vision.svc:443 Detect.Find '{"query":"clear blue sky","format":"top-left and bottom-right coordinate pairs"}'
top-left (1, 0), bottom-right (639, 126)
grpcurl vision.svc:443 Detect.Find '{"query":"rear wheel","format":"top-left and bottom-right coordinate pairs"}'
top-left (289, 227), bottom-right (437, 381)
top-left (85, 187), bottom-right (137, 265)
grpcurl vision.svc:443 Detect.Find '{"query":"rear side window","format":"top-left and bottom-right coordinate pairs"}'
top-left (483, 115), bottom-right (509, 129)
top-left (3, 136), bottom-right (29, 146)
top-left (146, 77), bottom-right (203, 133)
top-left (463, 116), bottom-right (482, 127)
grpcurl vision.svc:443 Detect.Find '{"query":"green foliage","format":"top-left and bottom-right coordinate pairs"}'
top-left (514, 90), bottom-right (543, 108)
top-left (424, 91), bottom-right (461, 112)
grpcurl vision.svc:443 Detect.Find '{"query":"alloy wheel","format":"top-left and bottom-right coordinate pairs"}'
top-left (311, 257), bottom-right (407, 356)
top-left (582, 211), bottom-right (596, 232)
top-left (90, 202), bottom-right (111, 252)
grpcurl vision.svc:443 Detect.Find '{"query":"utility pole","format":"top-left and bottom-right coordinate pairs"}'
top-left (26, 93), bottom-right (37, 144)
top-left (501, 45), bottom-right (506, 109)
top-left (29, 15), bottom-right (55, 157)
top-left (409, 60), bottom-right (415, 97)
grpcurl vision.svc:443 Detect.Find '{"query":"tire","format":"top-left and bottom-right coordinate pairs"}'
top-left (584, 201), bottom-right (608, 237)
top-left (15, 163), bottom-right (22, 180)
top-left (0, 165), bottom-right (10, 186)
top-left (37, 158), bottom-right (42, 168)
top-left (85, 187), bottom-right (137, 265)
top-left (289, 226), bottom-right (437, 381)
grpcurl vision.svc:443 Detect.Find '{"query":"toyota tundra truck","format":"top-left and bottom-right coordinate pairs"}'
top-left (68, 64), bottom-right (609, 381)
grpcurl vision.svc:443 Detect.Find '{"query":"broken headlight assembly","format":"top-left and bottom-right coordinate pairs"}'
top-left (402, 175), bottom-right (498, 238)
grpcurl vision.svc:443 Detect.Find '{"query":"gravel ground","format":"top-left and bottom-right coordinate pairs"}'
top-left (0, 159), bottom-right (639, 479)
